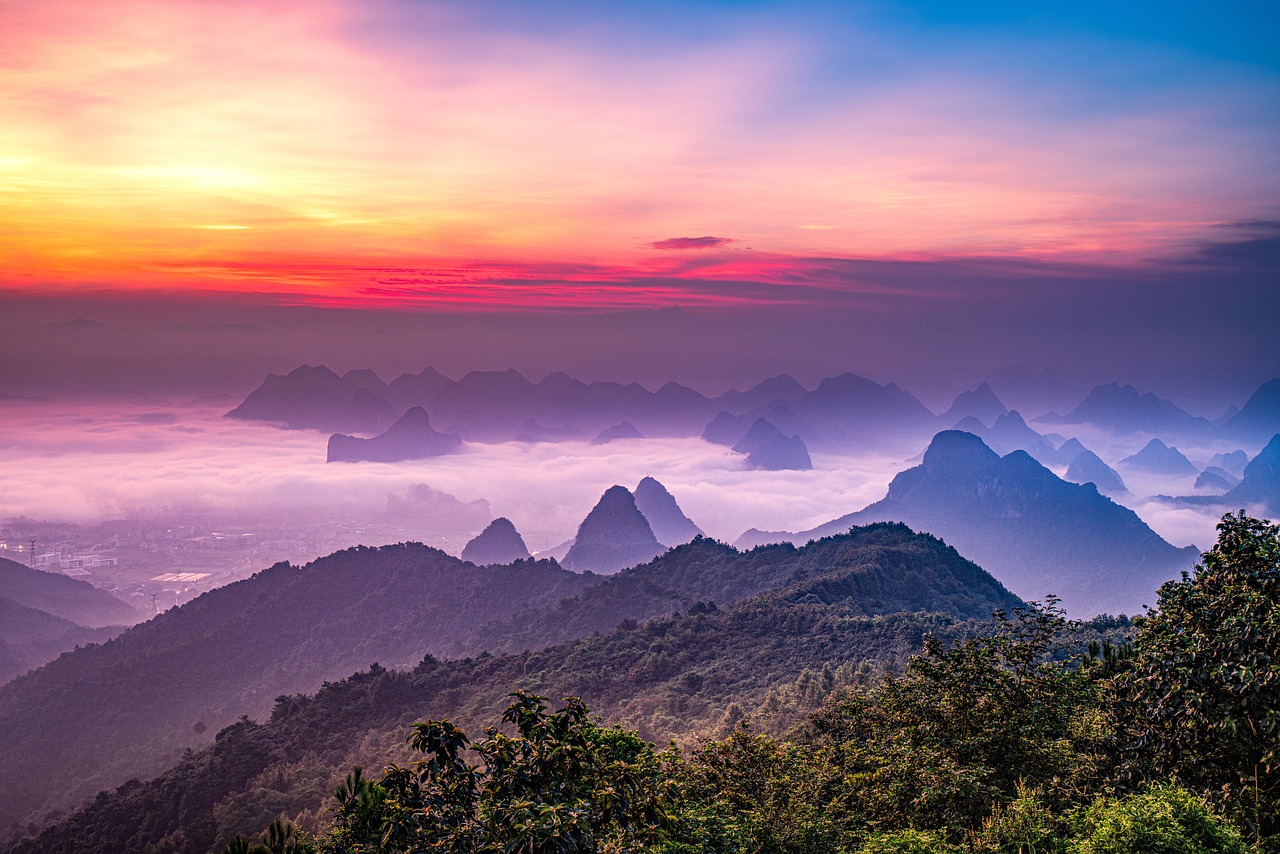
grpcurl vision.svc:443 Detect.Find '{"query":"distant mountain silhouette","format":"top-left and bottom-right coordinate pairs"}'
top-left (785, 372), bottom-right (935, 449)
top-left (1042, 437), bottom-right (1090, 467)
top-left (1213, 405), bottom-right (1240, 428)
top-left (702, 410), bottom-right (749, 446)
top-left (941, 382), bottom-right (1008, 424)
top-left (712, 374), bottom-right (808, 412)
top-left (562, 486), bottom-right (665, 574)
top-left (337, 386), bottom-right (399, 434)
top-left (514, 419), bottom-right (587, 443)
top-left (1208, 450), bottom-right (1249, 477)
top-left (385, 366), bottom-right (454, 407)
top-left (327, 407), bottom-right (462, 463)
top-left (341, 368), bottom-right (395, 400)
top-left (1219, 378), bottom-right (1280, 443)
top-left (227, 364), bottom-right (398, 433)
top-left (461, 518), bottom-right (531, 565)
top-left (731, 418), bottom-right (813, 470)
top-left (0, 557), bottom-right (138, 628)
top-left (1041, 382), bottom-right (1212, 436)
top-left (951, 410), bottom-right (1058, 464)
top-left (1194, 467), bottom-right (1238, 492)
top-left (230, 365), bottom-right (951, 449)
top-left (1065, 450), bottom-right (1127, 496)
top-left (591, 422), bottom-right (644, 444)
top-left (1119, 439), bottom-right (1198, 476)
top-left (1221, 433), bottom-right (1280, 514)
top-left (384, 483), bottom-right (491, 532)
top-left (736, 430), bottom-right (1196, 616)
top-left (633, 477), bottom-right (703, 547)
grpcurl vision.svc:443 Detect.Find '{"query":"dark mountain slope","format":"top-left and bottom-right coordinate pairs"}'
top-left (0, 546), bottom-right (591, 834)
top-left (0, 557), bottom-right (138, 628)
top-left (0, 597), bottom-right (123, 686)
top-left (6, 525), bottom-right (1019, 854)
top-left (477, 523), bottom-right (1022, 656)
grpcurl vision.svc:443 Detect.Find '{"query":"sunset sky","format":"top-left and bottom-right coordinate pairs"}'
top-left (3, 0), bottom-right (1277, 311)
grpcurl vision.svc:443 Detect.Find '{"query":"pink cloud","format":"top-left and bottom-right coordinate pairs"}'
top-left (651, 236), bottom-right (734, 251)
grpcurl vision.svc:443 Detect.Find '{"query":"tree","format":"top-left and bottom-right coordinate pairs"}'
top-left (318, 691), bottom-right (671, 853)
top-left (808, 600), bottom-right (1099, 838)
top-left (1116, 511), bottom-right (1280, 845)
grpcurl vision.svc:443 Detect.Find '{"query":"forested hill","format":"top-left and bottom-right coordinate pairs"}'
top-left (4, 525), bottom-right (1025, 854)
top-left (476, 524), bottom-right (1022, 653)
top-left (0, 545), bottom-right (592, 836)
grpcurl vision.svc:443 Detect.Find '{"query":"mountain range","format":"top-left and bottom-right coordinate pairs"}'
top-left (736, 430), bottom-right (1197, 616)
top-left (1, 524), bottom-right (1023, 853)
top-left (228, 366), bottom-right (938, 450)
top-left (228, 367), bottom-right (1280, 462)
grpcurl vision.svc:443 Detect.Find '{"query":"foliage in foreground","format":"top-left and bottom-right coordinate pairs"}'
top-left (230, 512), bottom-right (1277, 854)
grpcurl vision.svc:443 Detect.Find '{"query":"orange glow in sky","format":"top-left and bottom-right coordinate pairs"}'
top-left (2, 0), bottom-right (1277, 307)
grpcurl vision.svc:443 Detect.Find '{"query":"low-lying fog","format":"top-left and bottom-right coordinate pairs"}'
top-left (0, 399), bottom-right (1233, 567)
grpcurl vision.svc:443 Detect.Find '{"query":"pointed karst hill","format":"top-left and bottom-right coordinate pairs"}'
top-left (461, 518), bottom-right (531, 566)
top-left (562, 486), bottom-right (665, 574)
top-left (1119, 438), bottom-right (1198, 476)
top-left (632, 476), bottom-right (703, 547)
top-left (327, 406), bottom-right (462, 463)
top-left (226, 364), bottom-right (399, 433)
top-left (731, 418), bottom-right (813, 471)
top-left (1222, 433), bottom-right (1280, 514)
top-left (1220, 378), bottom-right (1280, 442)
top-left (1065, 450), bottom-right (1128, 496)
top-left (942, 382), bottom-right (1008, 424)
top-left (737, 430), bottom-right (1197, 616)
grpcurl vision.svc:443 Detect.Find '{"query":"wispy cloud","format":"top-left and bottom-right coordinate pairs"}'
top-left (650, 237), bottom-right (734, 251)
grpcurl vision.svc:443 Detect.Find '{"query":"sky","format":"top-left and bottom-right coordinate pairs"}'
top-left (1, 0), bottom-right (1277, 312)
top-left (0, 0), bottom-right (1276, 405)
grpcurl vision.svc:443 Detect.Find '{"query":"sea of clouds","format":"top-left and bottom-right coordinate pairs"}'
top-left (0, 399), bottom-right (1234, 562)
